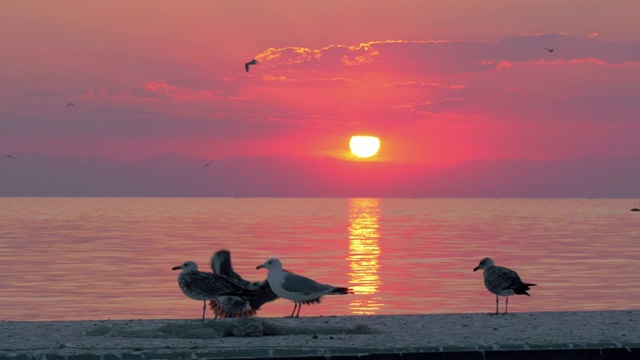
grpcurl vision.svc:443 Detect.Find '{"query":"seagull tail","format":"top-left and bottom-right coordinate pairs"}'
top-left (301, 298), bottom-right (322, 305)
top-left (208, 300), bottom-right (258, 318)
top-left (330, 287), bottom-right (354, 295)
top-left (514, 282), bottom-right (537, 296)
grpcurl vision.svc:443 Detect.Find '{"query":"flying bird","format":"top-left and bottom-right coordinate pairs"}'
top-left (256, 258), bottom-right (352, 317)
top-left (1, 155), bottom-right (15, 159)
top-left (202, 161), bottom-right (213, 169)
top-left (66, 103), bottom-right (75, 108)
top-left (473, 257), bottom-right (536, 315)
top-left (245, 59), bottom-right (259, 72)
top-left (172, 260), bottom-right (259, 321)
top-left (544, 48), bottom-right (555, 53)
top-left (208, 250), bottom-right (279, 318)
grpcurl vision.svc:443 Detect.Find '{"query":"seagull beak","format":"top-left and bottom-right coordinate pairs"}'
top-left (256, 264), bottom-right (265, 270)
top-left (172, 266), bottom-right (182, 270)
top-left (473, 266), bottom-right (479, 272)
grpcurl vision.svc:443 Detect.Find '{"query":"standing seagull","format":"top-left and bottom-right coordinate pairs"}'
top-left (544, 48), bottom-right (555, 53)
top-left (245, 59), bottom-right (259, 72)
top-left (473, 257), bottom-right (536, 315)
top-left (208, 250), bottom-right (279, 317)
top-left (172, 261), bottom-right (258, 321)
top-left (256, 258), bottom-right (352, 317)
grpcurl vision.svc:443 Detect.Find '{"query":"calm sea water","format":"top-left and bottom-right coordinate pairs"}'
top-left (0, 197), bottom-right (638, 321)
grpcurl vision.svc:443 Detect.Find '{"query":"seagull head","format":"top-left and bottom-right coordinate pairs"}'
top-left (473, 257), bottom-right (495, 272)
top-left (172, 260), bottom-right (198, 272)
top-left (256, 258), bottom-right (282, 271)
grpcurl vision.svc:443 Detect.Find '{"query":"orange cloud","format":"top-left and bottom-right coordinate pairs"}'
top-left (383, 81), bottom-right (466, 90)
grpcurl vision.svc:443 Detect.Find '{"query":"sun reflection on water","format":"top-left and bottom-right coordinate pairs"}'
top-left (347, 198), bottom-right (384, 314)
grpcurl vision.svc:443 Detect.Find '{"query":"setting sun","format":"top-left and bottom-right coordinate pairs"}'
top-left (350, 136), bottom-right (381, 158)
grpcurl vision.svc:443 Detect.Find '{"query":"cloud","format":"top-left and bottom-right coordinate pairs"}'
top-left (383, 81), bottom-right (466, 90)
top-left (260, 74), bottom-right (360, 89)
top-left (256, 40), bottom-right (496, 73)
top-left (255, 34), bottom-right (640, 75)
top-left (21, 90), bottom-right (65, 97)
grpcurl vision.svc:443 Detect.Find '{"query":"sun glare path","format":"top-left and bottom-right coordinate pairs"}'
top-left (349, 136), bottom-right (380, 158)
top-left (348, 198), bottom-right (383, 315)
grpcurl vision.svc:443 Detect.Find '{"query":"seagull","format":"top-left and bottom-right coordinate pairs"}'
top-left (66, 103), bottom-right (75, 108)
top-left (202, 161), bottom-right (213, 169)
top-left (544, 48), bottom-right (555, 53)
top-left (245, 59), bottom-right (259, 72)
top-left (172, 260), bottom-right (259, 321)
top-left (256, 258), bottom-right (352, 317)
top-left (473, 257), bottom-right (536, 315)
top-left (1, 155), bottom-right (15, 159)
top-left (208, 250), bottom-right (279, 318)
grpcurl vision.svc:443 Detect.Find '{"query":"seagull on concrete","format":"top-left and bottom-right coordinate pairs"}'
top-left (207, 250), bottom-right (279, 318)
top-left (172, 260), bottom-right (259, 321)
top-left (245, 59), bottom-right (259, 72)
top-left (473, 257), bottom-right (536, 315)
top-left (256, 258), bottom-right (352, 317)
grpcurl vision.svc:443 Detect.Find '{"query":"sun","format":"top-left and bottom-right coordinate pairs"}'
top-left (349, 135), bottom-right (381, 158)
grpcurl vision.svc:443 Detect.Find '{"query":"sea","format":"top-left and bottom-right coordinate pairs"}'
top-left (0, 197), bottom-right (638, 321)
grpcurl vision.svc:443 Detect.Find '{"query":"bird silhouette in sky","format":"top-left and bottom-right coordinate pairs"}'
top-left (544, 48), bottom-right (555, 53)
top-left (203, 161), bottom-right (213, 169)
top-left (245, 59), bottom-right (259, 72)
top-left (2, 155), bottom-right (15, 159)
top-left (66, 103), bottom-right (75, 108)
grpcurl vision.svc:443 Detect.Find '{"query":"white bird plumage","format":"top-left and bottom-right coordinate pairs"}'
top-left (256, 258), bottom-right (352, 317)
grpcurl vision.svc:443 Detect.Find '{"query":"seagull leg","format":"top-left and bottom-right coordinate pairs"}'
top-left (295, 302), bottom-right (302, 318)
top-left (201, 301), bottom-right (207, 321)
top-left (289, 303), bottom-right (298, 317)
top-left (495, 295), bottom-right (499, 315)
top-left (503, 296), bottom-right (509, 315)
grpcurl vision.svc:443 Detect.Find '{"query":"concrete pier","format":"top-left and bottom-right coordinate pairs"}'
top-left (1, 311), bottom-right (638, 359)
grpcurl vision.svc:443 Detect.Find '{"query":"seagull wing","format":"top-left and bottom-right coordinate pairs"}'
top-left (281, 273), bottom-right (333, 295)
top-left (484, 266), bottom-right (519, 293)
top-left (247, 279), bottom-right (280, 308)
top-left (182, 272), bottom-right (235, 297)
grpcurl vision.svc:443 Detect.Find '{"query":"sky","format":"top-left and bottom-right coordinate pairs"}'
top-left (2, 0), bottom-right (640, 169)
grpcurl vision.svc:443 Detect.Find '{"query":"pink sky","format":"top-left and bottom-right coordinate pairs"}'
top-left (2, 0), bottom-right (640, 167)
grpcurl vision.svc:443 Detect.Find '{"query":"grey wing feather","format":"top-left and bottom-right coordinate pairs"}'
top-left (281, 273), bottom-right (332, 295)
top-left (185, 272), bottom-right (237, 295)
top-left (485, 266), bottom-right (521, 293)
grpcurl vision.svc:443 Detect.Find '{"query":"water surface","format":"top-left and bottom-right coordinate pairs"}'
top-left (0, 197), bottom-right (637, 320)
